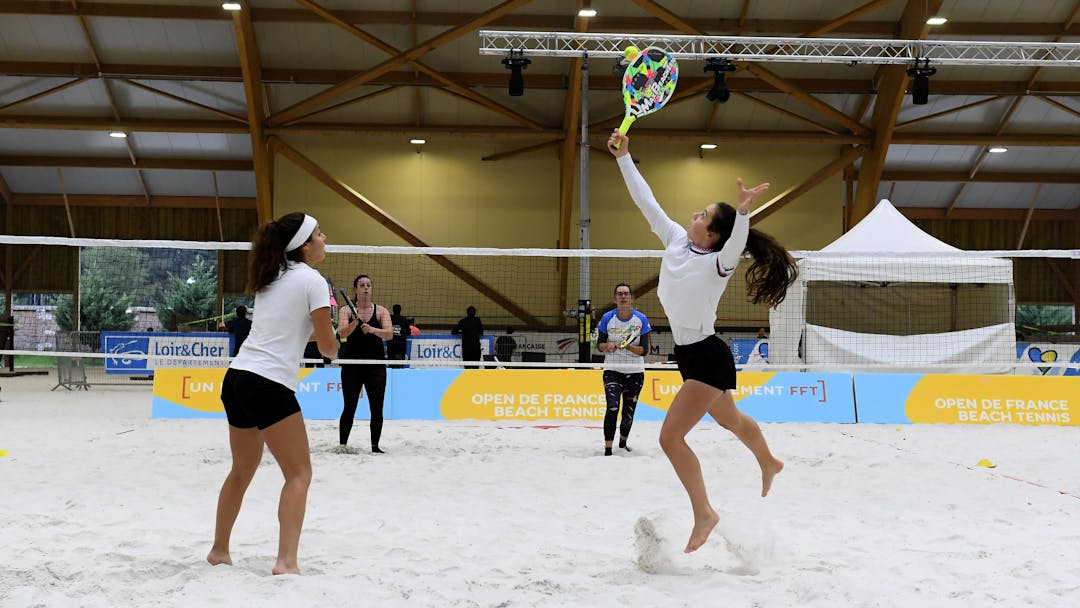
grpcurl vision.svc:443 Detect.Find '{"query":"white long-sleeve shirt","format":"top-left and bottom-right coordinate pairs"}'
top-left (617, 154), bottom-right (749, 346)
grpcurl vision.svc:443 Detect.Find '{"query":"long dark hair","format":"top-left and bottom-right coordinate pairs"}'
top-left (709, 203), bottom-right (799, 308)
top-left (246, 212), bottom-right (309, 293)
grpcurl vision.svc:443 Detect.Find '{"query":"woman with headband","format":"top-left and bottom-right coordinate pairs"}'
top-left (207, 212), bottom-right (357, 575)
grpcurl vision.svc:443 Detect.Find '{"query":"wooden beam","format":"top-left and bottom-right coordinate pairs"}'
top-left (280, 86), bottom-right (400, 126)
top-left (0, 173), bottom-right (12, 205)
top-left (9, 61), bottom-right (1080, 95)
top-left (231, 0), bottom-right (272, 224)
top-left (1016, 184), bottom-right (1042, 249)
top-left (13, 194), bottom-right (256, 208)
top-left (1037, 95), bottom-right (1080, 121)
top-left (480, 139), bottom-right (560, 161)
top-left (5, 3), bottom-right (1080, 37)
top-left (0, 78), bottom-right (87, 113)
top-left (271, 137), bottom-right (541, 325)
top-left (57, 168), bottom-right (76, 238)
top-left (1045, 258), bottom-right (1079, 305)
top-left (801, 0), bottom-right (897, 37)
top-left (732, 91), bottom-right (841, 134)
top-left (750, 146), bottom-right (863, 224)
top-left (117, 79), bottom-right (248, 124)
top-left (894, 95), bottom-right (1005, 129)
top-left (268, 0), bottom-right (533, 127)
top-left (10, 112), bottom-right (1080, 146)
top-left (881, 170), bottom-right (1080, 184)
top-left (293, 0), bottom-right (544, 131)
top-left (0, 115), bottom-right (250, 133)
top-left (742, 63), bottom-right (870, 135)
top-left (897, 207), bottom-right (1074, 221)
top-left (851, 0), bottom-right (943, 224)
top-left (0, 155), bottom-right (252, 171)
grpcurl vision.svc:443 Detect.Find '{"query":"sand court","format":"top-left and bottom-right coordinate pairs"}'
top-left (2, 372), bottom-right (1078, 607)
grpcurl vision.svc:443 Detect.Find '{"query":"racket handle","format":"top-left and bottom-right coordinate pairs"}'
top-left (612, 116), bottom-right (636, 148)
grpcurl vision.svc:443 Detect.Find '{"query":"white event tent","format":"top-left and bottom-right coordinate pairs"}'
top-left (768, 200), bottom-right (1016, 372)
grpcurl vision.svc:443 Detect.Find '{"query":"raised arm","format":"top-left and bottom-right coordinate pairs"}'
top-left (607, 131), bottom-right (680, 246)
top-left (718, 178), bottom-right (768, 272)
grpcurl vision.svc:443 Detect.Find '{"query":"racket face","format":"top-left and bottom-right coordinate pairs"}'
top-left (621, 47), bottom-right (679, 120)
top-left (619, 327), bottom-right (642, 349)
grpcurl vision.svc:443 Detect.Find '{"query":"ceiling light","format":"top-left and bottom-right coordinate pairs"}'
top-left (578, 9), bottom-right (597, 17)
top-left (222, 2), bottom-right (242, 10)
top-left (699, 144), bottom-right (717, 150)
top-left (988, 146), bottom-right (1008, 154)
top-left (108, 131), bottom-right (127, 138)
top-left (410, 139), bottom-right (426, 145)
top-left (926, 16), bottom-right (948, 25)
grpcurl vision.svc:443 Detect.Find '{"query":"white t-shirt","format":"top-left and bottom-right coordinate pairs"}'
top-left (230, 261), bottom-right (331, 391)
top-left (598, 308), bottom-right (651, 373)
top-left (617, 154), bottom-right (749, 346)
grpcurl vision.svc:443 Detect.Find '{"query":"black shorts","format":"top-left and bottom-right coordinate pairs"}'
top-left (673, 334), bottom-right (737, 392)
top-left (220, 368), bottom-right (302, 430)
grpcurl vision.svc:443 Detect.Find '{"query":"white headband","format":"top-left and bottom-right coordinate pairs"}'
top-left (284, 214), bottom-right (318, 252)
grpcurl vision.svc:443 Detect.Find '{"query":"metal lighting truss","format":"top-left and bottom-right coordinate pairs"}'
top-left (479, 30), bottom-right (1080, 66)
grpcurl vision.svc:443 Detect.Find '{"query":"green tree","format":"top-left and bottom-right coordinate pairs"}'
top-left (53, 248), bottom-right (148, 331)
top-left (1017, 304), bottom-right (1074, 331)
top-left (155, 254), bottom-right (218, 331)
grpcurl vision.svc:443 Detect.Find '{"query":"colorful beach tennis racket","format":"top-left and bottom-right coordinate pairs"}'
top-left (619, 326), bottom-right (642, 350)
top-left (613, 46), bottom-right (679, 148)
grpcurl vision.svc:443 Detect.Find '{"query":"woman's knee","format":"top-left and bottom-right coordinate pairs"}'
top-left (658, 429), bottom-right (683, 453)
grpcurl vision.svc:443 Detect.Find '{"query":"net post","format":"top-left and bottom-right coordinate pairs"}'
top-left (577, 299), bottom-right (592, 364)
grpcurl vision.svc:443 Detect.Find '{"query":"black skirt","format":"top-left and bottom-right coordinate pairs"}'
top-left (673, 334), bottom-right (737, 392)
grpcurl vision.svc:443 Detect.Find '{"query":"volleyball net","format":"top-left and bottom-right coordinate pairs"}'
top-left (0, 235), bottom-right (1076, 381)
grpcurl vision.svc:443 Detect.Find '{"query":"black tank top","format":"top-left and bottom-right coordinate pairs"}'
top-left (342, 303), bottom-right (386, 362)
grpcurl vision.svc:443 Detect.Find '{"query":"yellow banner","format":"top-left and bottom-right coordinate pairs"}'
top-left (905, 375), bottom-right (1078, 425)
top-left (438, 370), bottom-right (778, 420)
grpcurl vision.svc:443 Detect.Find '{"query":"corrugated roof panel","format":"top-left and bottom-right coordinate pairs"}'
top-left (0, 128), bottom-right (133, 155)
top-left (0, 14), bottom-right (88, 62)
top-left (4, 166), bottom-right (143, 195)
top-left (85, 17), bottom-right (238, 65)
top-left (141, 168), bottom-right (254, 197)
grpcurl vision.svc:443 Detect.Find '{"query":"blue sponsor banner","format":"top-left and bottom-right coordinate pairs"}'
top-left (1016, 342), bottom-right (1080, 376)
top-left (729, 372), bottom-right (856, 423)
top-left (852, 373), bottom-right (925, 423)
top-left (730, 338), bottom-right (769, 366)
top-left (102, 331), bottom-right (232, 374)
top-left (407, 334), bottom-right (496, 367)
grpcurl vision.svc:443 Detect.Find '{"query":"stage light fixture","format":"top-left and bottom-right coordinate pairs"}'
top-left (704, 58), bottom-right (736, 104)
top-left (906, 58), bottom-right (936, 105)
top-left (502, 50), bottom-right (531, 97)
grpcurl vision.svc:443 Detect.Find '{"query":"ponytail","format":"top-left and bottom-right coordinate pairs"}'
top-left (246, 212), bottom-right (308, 293)
top-left (743, 228), bottom-right (798, 308)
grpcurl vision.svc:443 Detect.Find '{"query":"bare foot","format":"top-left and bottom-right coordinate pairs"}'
top-left (684, 509), bottom-right (720, 553)
top-left (762, 458), bottom-right (784, 497)
top-left (206, 548), bottom-right (232, 566)
top-left (272, 561), bottom-right (301, 575)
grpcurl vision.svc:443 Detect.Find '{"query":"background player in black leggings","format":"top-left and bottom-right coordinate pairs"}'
top-left (337, 274), bottom-right (393, 453)
top-left (595, 283), bottom-right (652, 456)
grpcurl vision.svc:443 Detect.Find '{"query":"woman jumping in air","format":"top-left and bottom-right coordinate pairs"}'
top-left (608, 131), bottom-right (797, 553)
